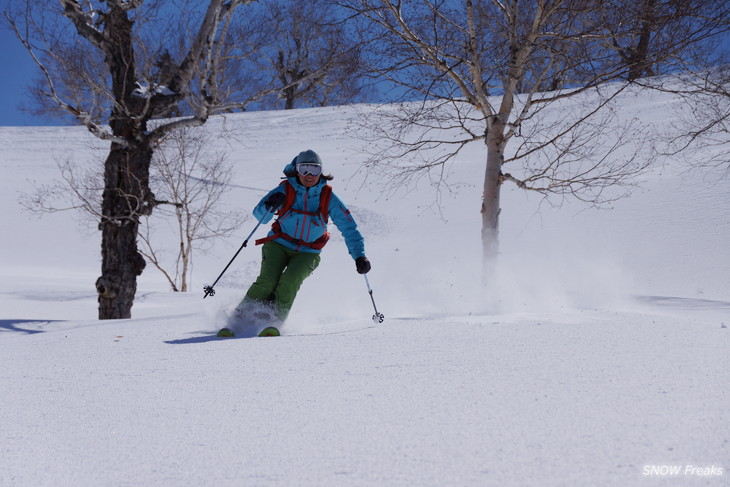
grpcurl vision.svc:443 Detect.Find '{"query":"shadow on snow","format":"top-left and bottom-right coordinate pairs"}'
top-left (634, 295), bottom-right (730, 310)
top-left (164, 328), bottom-right (262, 344)
top-left (0, 319), bottom-right (61, 335)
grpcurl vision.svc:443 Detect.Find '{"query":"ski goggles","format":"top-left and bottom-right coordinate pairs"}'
top-left (296, 162), bottom-right (322, 177)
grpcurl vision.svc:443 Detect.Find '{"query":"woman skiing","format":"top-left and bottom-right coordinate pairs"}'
top-left (219, 150), bottom-right (371, 337)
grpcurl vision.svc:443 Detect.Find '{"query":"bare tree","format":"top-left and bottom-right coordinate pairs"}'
top-left (600, 0), bottom-right (730, 81)
top-left (19, 154), bottom-right (105, 224)
top-left (340, 0), bottom-right (659, 278)
top-left (139, 127), bottom-right (244, 292)
top-left (5, 0), bottom-right (259, 319)
top-left (19, 128), bottom-right (244, 294)
top-left (654, 48), bottom-right (730, 174)
top-left (673, 73), bottom-right (730, 175)
top-left (250, 0), bottom-right (369, 109)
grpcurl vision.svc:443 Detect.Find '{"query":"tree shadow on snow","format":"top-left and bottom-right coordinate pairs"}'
top-left (0, 319), bottom-right (60, 335)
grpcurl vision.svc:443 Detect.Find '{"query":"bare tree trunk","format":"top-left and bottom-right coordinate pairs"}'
top-left (178, 205), bottom-right (189, 292)
top-left (626, 0), bottom-right (658, 81)
top-left (482, 118), bottom-right (505, 278)
top-left (94, 5), bottom-right (147, 319)
top-left (96, 143), bottom-right (152, 319)
top-left (284, 85), bottom-right (297, 109)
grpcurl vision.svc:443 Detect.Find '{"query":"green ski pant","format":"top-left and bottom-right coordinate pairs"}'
top-left (242, 241), bottom-right (321, 320)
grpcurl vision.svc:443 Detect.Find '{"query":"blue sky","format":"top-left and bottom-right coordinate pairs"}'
top-left (3, 9), bottom-right (727, 128)
top-left (1, 20), bottom-right (69, 127)
top-left (0, 24), bottom-right (53, 126)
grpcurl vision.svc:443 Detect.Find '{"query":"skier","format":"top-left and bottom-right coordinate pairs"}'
top-left (219, 150), bottom-right (371, 337)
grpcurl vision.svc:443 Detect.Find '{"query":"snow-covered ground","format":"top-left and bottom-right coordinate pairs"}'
top-left (1, 86), bottom-right (728, 486)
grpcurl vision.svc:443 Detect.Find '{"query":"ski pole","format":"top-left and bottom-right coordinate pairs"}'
top-left (203, 209), bottom-right (271, 299)
top-left (364, 274), bottom-right (384, 323)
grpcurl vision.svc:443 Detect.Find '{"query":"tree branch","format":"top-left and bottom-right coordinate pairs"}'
top-left (59, 0), bottom-right (106, 50)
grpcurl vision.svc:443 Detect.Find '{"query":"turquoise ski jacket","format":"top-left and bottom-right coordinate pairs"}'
top-left (253, 164), bottom-right (365, 259)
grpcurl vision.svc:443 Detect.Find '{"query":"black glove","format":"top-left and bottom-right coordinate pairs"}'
top-left (355, 256), bottom-right (371, 274)
top-left (264, 192), bottom-right (286, 211)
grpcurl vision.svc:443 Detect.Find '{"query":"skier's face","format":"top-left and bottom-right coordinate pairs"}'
top-left (299, 173), bottom-right (321, 188)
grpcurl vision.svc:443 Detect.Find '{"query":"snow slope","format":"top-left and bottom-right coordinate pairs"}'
top-left (1, 86), bottom-right (728, 487)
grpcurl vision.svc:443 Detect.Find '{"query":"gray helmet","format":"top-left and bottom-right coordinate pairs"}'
top-left (295, 150), bottom-right (322, 166)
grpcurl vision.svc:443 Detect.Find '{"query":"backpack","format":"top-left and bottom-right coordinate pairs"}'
top-left (255, 180), bottom-right (333, 250)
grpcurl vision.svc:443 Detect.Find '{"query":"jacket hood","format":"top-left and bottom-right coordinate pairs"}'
top-left (283, 157), bottom-right (297, 177)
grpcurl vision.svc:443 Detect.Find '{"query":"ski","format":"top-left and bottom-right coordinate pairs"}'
top-left (216, 326), bottom-right (280, 338)
top-left (258, 326), bottom-right (280, 337)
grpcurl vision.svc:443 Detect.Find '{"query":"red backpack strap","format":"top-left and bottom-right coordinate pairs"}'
top-left (276, 180), bottom-right (296, 217)
top-left (278, 181), bottom-right (331, 222)
top-left (319, 184), bottom-right (332, 223)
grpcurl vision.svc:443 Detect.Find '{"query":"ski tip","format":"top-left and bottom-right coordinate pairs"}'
top-left (217, 327), bottom-right (235, 338)
top-left (258, 326), bottom-right (280, 337)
